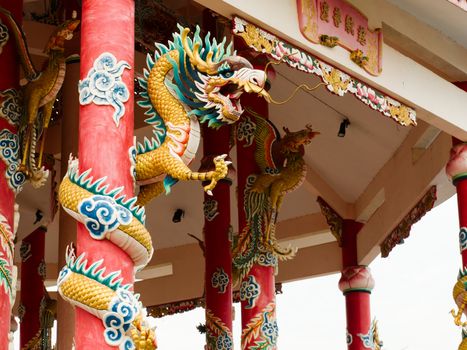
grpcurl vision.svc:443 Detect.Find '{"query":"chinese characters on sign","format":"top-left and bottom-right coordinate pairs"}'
top-left (297, 0), bottom-right (382, 75)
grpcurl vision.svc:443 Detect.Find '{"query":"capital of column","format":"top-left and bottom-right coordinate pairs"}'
top-left (339, 265), bottom-right (375, 294)
top-left (446, 142), bottom-right (467, 184)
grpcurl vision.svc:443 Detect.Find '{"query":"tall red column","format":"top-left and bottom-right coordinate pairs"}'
top-left (0, 2), bottom-right (22, 348)
top-left (202, 125), bottom-right (234, 349)
top-left (19, 226), bottom-right (46, 348)
top-left (338, 220), bottom-right (377, 350)
top-left (76, 1), bottom-right (135, 348)
top-left (236, 94), bottom-right (278, 349)
top-left (446, 137), bottom-right (467, 347)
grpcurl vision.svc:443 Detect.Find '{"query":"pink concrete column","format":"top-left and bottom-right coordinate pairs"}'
top-left (339, 220), bottom-right (378, 350)
top-left (0, 2), bottom-right (22, 348)
top-left (19, 226), bottom-right (46, 348)
top-left (75, 1), bottom-right (135, 348)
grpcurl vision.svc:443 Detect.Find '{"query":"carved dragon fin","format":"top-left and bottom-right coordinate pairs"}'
top-left (247, 109), bottom-right (282, 174)
top-left (0, 7), bottom-right (38, 80)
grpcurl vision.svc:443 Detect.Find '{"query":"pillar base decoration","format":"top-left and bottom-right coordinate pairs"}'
top-left (339, 266), bottom-right (375, 294)
top-left (446, 142), bottom-right (467, 184)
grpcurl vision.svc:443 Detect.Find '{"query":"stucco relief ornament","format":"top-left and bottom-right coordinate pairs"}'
top-left (0, 213), bottom-right (14, 261)
top-left (0, 129), bottom-right (26, 193)
top-left (0, 89), bottom-right (22, 126)
top-left (77, 195), bottom-right (133, 240)
top-left (240, 275), bottom-right (261, 309)
top-left (0, 19), bottom-right (8, 54)
top-left (346, 330), bottom-right (353, 345)
top-left (19, 241), bottom-right (32, 262)
top-left (37, 259), bottom-right (47, 280)
top-left (236, 116), bottom-right (256, 147)
top-left (78, 52), bottom-right (131, 127)
top-left (446, 142), bottom-right (467, 184)
top-left (205, 309), bottom-right (234, 350)
top-left (460, 228), bottom-right (467, 253)
top-left (211, 267), bottom-right (229, 294)
top-left (203, 199), bottom-right (219, 221)
top-left (338, 265), bottom-right (375, 294)
top-left (0, 252), bottom-right (13, 300)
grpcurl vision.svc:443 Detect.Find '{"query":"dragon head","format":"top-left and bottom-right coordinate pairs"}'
top-left (180, 27), bottom-right (271, 125)
top-left (45, 12), bottom-right (80, 54)
top-left (281, 125), bottom-right (319, 154)
top-left (139, 25), bottom-right (270, 129)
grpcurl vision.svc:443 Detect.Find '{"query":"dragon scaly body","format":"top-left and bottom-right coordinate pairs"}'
top-left (57, 25), bottom-right (270, 349)
top-left (136, 25), bottom-right (270, 205)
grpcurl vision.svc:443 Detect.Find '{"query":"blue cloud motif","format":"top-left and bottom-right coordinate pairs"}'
top-left (261, 313), bottom-right (279, 345)
top-left (78, 195), bottom-right (132, 240)
top-left (103, 288), bottom-right (140, 349)
top-left (0, 129), bottom-right (26, 193)
top-left (0, 89), bottom-right (22, 126)
top-left (79, 52), bottom-right (130, 127)
top-left (240, 275), bottom-right (261, 309)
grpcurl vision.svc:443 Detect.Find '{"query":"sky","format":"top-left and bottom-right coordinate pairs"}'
top-left (154, 194), bottom-right (462, 349)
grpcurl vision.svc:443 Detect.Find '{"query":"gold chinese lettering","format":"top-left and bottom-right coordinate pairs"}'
top-left (333, 7), bottom-right (341, 27)
top-left (345, 15), bottom-right (354, 35)
top-left (320, 1), bottom-right (329, 22)
top-left (357, 25), bottom-right (366, 45)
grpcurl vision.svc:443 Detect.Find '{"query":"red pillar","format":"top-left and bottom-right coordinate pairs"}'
top-left (202, 125), bottom-right (234, 349)
top-left (0, 2), bottom-right (22, 348)
top-left (338, 220), bottom-right (376, 350)
top-left (236, 94), bottom-right (278, 349)
top-left (446, 136), bottom-right (467, 346)
top-left (19, 226), bottom-right (46, 348)
top-left (75, 1), bottom-right (135, 347)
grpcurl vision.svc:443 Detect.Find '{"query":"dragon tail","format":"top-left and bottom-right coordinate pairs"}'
top-left (0, 7), bottom-right (38, 80)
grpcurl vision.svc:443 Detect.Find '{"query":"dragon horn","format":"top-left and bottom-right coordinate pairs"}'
top-left (181, 27), bottom-right (217, 75)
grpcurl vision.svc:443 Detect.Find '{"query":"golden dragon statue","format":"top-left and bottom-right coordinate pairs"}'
top-left (233, 111), bottom-right (319, 280)
top-left (57, 24), bottom-right (271, 349)
top-left (451, 266), bottom-right (467, 350)
top-left (0, 7), bottom-right (79, 188)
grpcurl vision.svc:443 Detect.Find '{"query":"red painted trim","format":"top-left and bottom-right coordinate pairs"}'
top-left (20, 227), bottom-right (46, 348)
top-left (76, 1), bottom-right (134, 348)
top-left (341, 220), bottom-right (363, 268)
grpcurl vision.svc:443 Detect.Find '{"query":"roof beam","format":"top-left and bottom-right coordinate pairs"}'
top-left (194, 0), bottom-right (467, 140)
top-left (357, 125), bottom-right (454, 264)
top-left (303, 164), bottom-right (355, 219)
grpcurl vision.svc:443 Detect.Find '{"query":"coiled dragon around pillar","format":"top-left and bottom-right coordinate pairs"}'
top-left (58, 24), bottom-right (270, 348)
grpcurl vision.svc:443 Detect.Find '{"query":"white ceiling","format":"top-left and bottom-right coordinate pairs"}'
top-left (387, 0), bottom-right (467, 48)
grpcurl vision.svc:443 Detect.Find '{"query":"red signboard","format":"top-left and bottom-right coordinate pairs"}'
top-left (297, 0), bottom-right (382, 75)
